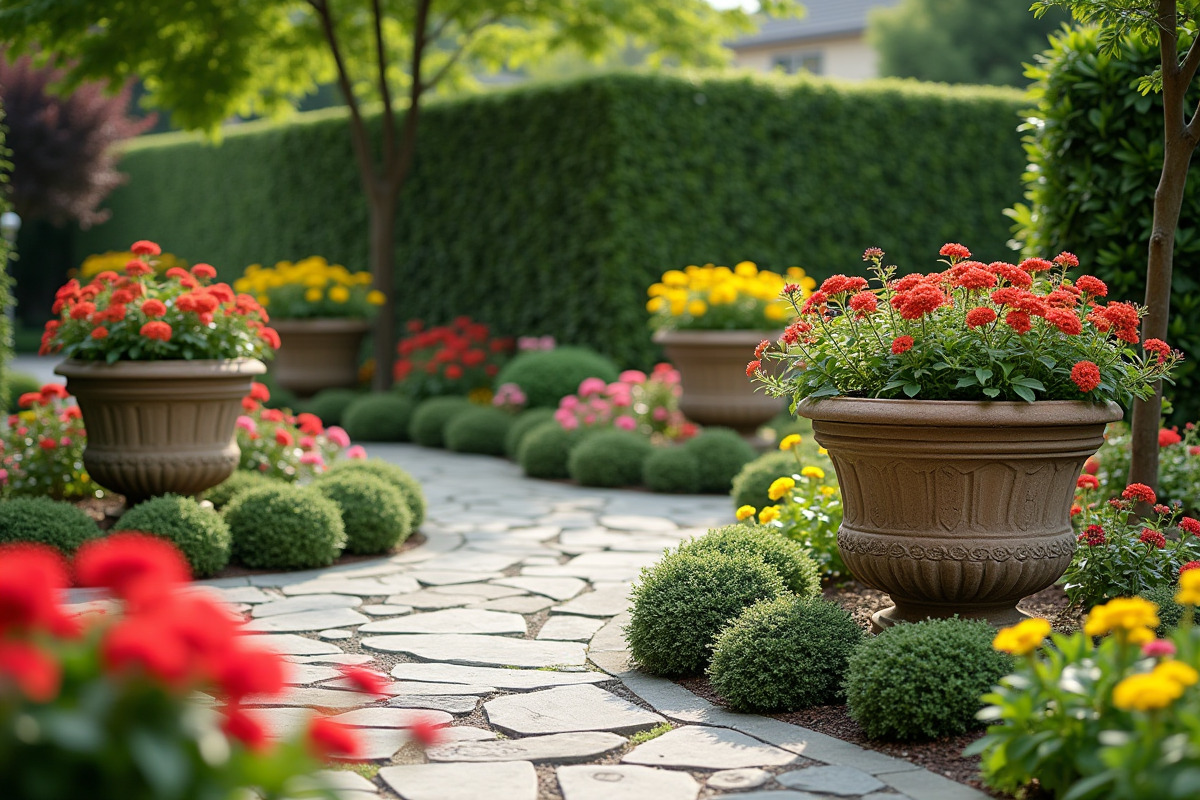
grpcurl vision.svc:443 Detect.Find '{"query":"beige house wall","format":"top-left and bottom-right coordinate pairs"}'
top-left (732, 35), bottom-right (879, 81)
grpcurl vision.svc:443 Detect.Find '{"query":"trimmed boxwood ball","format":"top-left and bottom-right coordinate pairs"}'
top-left (343, 393), bottom-right (417, 442)
top-left (642, 446), bottom-right (700, 493)
top-left (731, 451), bottom-right (795, 510)
top-left (114, 494), bottom-right (232, 578)
top-left (1141, 584), bottom-right (1185, 635)
top-left (408, 396), bottom-right (474, 448)
top-left (204, 470), bottom-right (285, 509)
top-left (684, 427), bottom-right (758, 494)
top-left (0, 497), bottom-right (100, 555)
top-left (224, 484), bottom-right (346, 570)
top-left (445, 407), bottom-right (513, 456)
top-left (313, 472), bottom-right (412, 555)
top-left (494, 347), bottom-right (620, 409)
top-left (679, 523), bottom-right (820, 597)
top-left (307, 388), bottom-right (363, 426)
top-left (325, 458), bottom-right (427, 529)
top-left (845, 617), bottom-right (1014, 741)
top-left (708, 596), bottom-right (864, 712)
top-left (568, 429), bottom-right (653, 488)
top-left (518, 421), bottom-right (576, 480)
top-left (625, 550), bottom-right (787, 677)
top-left (505, 408), bottom-right (556, 459)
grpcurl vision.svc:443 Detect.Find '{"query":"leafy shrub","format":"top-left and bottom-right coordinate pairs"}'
top-left (1141, 583), bottom-right (1186, 636)
top-left (343, 393), bottom-right (417, 442)
top-left (731, 451), bottom-right (795, 509)
top-left (518, 421), bottom-right (577, 480)
top-left (2, 384), bottom-right (104, 500)
top-left (495, 347), bottom-right (619, 409)
top-left (408, 396), bottom-right (473, 448)
top-left (3, 371), bottom-right (39, 413)
top-left (224, 485), bottom-right (346, 570)
top-left (0, 496), bottom-right (100, 555)
top-left (708, 596), bottom-right (863, 712)
top-left (204, 470), bottom-right (285, 509)
top-left (642, 447), bottom-right (700, 493)
top-left (236, 382), bottom-right (354, 481)
top-left (313, 472), bottom-right (412, 555)
top-left (307, 388), bottom-right (362, 426)
top-left (393, 317), bottom-right (514, 400)
top-left (324, 458), bottom-right (427, 529)
top-left (444, 406), bottom-right (513, 456)
top-left (505, 408), bottom-right (555, 459)
top-left (846, 617), bottom-right (1012, 741)
top-left (625, 550), bottom-right (787, 677)
top-left (567, 429), bottom-right (653, 488)
top-left (683, 427), bottom-right (758, 494)
top-left (551, 364), bottom-right (694, 442)
top-left (765, 464), bottom-right (847, 580)
top-left (679, 523), bottom-right (820, 597)
top-left (113, 494), bottom-right (231, 578)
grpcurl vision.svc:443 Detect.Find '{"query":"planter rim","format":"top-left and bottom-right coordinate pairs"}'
top-left (270, 317), bottom-right (373, 333)
top-left (653, 328), bottom-right (780, 345)
top-left (55, 357), bottom-right (267, 380)
top-left (797, 396), bottom-right (1123, 428)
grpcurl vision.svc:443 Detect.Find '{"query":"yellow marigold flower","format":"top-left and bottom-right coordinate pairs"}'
top-left (468, 387), bottom-right (494, 405)
top-left (18, 411), bottom-right (35, 422)
top-left (801, 466), bottom-right (825, 480)
top-left (662, 269), bottom-right (689, 287)
top-left (768, 477), bottom-right (796, 501)
top-left (669, 298), bottom-right (687, 316)
top-left (1084, 597), bottom-right (1160, 638)
top-left (687, 299), bottom-right (708, 317)
top-left (304, 287), bottom-right (323, 303)
top-left (647, 283), bottom-right (669, 297)
top-left (1126, 626), bottom-right (1156, 646)
top-left (329, 286), bottom-right (350, 303)
top-left (818, 485), bottom-right (837, 497)
top-left (257, 294), bottom-right (270, 307)
top-left (1153, 660), bottom-right (1200, 688)
top-left (818, 447), bottom-right (828, 455)
top-left (779, 434), bottom-right (802, 451)
top-left (736, 505), bottom-right (756, 521)
top-left (765, 303), bottom-right (789, 321)
top-left (992, 618), bottom-right (1051, 656)
top-left (367, 290), bottom-right (386, 305)
top-left (1113, 672), bottom-right (1184, 711)
top-left (233, 277), bottom-right (252, 293)
top-left (646, 297), bottom-right (666, 313)
top-left (758, 506), bottom-right (781, 524)
top-left (1177, 569), bottom-right (1200, 606)
top-left (734, 261), bottom-right (758, 278)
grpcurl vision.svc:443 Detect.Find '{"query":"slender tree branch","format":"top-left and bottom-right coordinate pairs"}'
top-left (372, 0), bottom-right (396, 177)
top-left (1160, 0), bottom-right (1184, 134)
top-left (422, 11), bottom-right (500, 92)
top-left (1181, 32), bottom-right (1200, 87)
top-left (426, 0), bottom-right (472, 45)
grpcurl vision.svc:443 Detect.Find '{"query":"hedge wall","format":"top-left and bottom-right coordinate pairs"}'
top-left (0, 103), bottom-right (13, 401)
top-left (79, 72), bottom-right (1025, 367)
top-left (1009, 28), bottom-right (1200, 420)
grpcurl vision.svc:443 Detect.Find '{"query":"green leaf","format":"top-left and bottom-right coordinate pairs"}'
top-left (975, 367), bottom-right (993, 384)
top-left (902, 382), bottom-right (921, 397)
top-left (129, 728), bottom-right (190, 799)
top-left (983, 387), bottom-right (1001, 398)
top-left (1012, 377), bottom-right (1046, 390)
top-left (1061, 771), bottom-right (1117, 800)
top-left (955, 376), bottom-right (978, 389)
top-left (1013, 384), bottom-right (1036, 403)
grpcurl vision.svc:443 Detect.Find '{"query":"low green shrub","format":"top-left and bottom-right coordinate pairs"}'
top-left (708, 596), bottom-right (864, 712)
top-left (567, 429), bottom-right (653, 488)
top-left (313, 472), bottom-right (412, 555)
top-left (204, 470), bottom-right (285, 509)
top-left (679, 523), bottom-right (820, 597)
top-left (444, 406), bottom-right (513, 456)
top-left (307, 388), bottom-right (363, 426)
top-left (845, 617), bottom-right (1013, 741)
top-left (3, 372), bottom-right (39, 413)
top-left (343, 393), bottom-right (417, 442)
top-left (642, 447), bottom-right (701, 493)
top-left (0, 497), bottom-right (101, 555)
top-left (324, 458), bottom-right (427, 528)
top-left (408, 396), bottom-right (474, 448)
top-left (518, 421), bottom-right (576, 480)
top-left (1141, 583), bottom-right (1186, 635)
top-left (684, 428), bottom-right (758, 494)
top-left (731, 451), bottom-right (795, 510)
top-left (224, 485), bottom-right (346, 570)
top-left (505, 408), bottom-right (556, 459)
top-left (494, 347), bottom-right (620, 409)
top-left (625, 549), bottom-right (787, 677)
top-left (114, 494), bottom-right (232, 578)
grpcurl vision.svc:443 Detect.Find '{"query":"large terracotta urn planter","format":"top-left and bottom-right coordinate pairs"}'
top-left (799, 397), bottom-right (1123, 631)
top-left (55, 358), bottom-right (267, 502)
top-left (271, 318), bottom-right (370, 397)
top-left (653, 329), bottom-right (784, 436)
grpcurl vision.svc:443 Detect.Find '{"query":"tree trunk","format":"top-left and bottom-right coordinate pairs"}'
top-left (369, 188), bottom-right (397, 392)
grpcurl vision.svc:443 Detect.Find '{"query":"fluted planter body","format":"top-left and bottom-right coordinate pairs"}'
top-left (799, 397), bottom-right (1123, 631)
top-left (653, 329), bottom-right (783, 435)
top-left (271, 318), bottom-right (370, 397)
top-left (55, 358), bottom-right (267, 502)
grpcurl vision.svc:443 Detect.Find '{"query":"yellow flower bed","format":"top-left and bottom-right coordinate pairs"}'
top-left (646, 261), bottom-right (813, 331)
top-left (234, 256), bottom-right (385, 319)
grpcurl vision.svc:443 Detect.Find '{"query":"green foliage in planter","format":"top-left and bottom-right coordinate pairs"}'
top-left (203, 470), bottom-right (285, 510)
top-left (324, 457), bottom-right (426, 529)
top-left (313, 472), bottom-right (412, 555)
top-left (505, 408), bottom-right (556, 459)
top-left (708, 596), bottom-right (863, 712)
top-left (343, 393), bottom-right (416, 442)
top-left (517, 420), bottom-right (576, 480)
top-left (1141, 583), bottom-right (1186, 636)
top-left (731, 451), bottom-right (795, 510)
top-left (642, 446), bottom-right (701, 493)
top-left (114, 494), bottom-right (232, 578)
top-left (679, 523), bottom-right (820, 597)
top-left (444, 406), bottom-right (513, 456)
top-left (1011, 26), bottom-right (1200, 421)
top-left (0, 496), bottom-right (100, 555)
top-left (567, 429), bottom-right (653, 488)
top-left (224, 484), bottom-right (346, 570)
top-left (495, 347), bottom-right (620, 409)
top-left (408, 396), bottom-right (473, 448)
top-left (683, 427), bottom-right (758, 494)
top-left (307, 387), bottom-right (363, 426)
top-left (3, 371), bottom-right (39, 413)
top-left (625, 549), bottom-right (787, 677)
top-left (845, 617), bottom-right (1013, 741)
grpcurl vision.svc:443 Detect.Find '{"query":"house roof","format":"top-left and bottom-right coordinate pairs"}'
top-left (729, 0), bottom-right (902, 49)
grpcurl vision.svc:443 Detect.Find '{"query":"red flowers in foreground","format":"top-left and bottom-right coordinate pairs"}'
top-left (891, 335), bottom-right (914, 355)
top-left (1071, 361), bottom-right (1101, 393)
top-left (1122, 483), bottom-right (1157, 505)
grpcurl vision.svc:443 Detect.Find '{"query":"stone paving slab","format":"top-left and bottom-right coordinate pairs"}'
top-left (251, 594), bottom-right (363, 618)
top-left (623, 725), bottom-right (798, 770)
top-left (243, 608), bottom-right (369, 633)
top-left (485, 685), bottom-right (665, 736)
top-left (389, 662), bottom-right (609, 690)
top-left (363, 633), bottom-right (586, 667)
top-left (426, 731), bottom-right (625, 763)
top-left (330, 708), bottom-right (454, 728)
top-left (379, 761), bottom-right (538, 800)
top-left (707, 768), bottom-right (772, 791)
top-left (557, 764), bottom-right (699, 800)
top-left (493, 576), bottom-right (588, 600)
top-left (358, 608), bottom-right (525, 635)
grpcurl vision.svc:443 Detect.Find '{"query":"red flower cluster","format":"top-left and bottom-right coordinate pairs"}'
top-left (1160, 427), bottom-right (1183, 447)
top-left (393, 317), bottom-right (514, 396)
top-left (1139, 528), bottom-right (1167, 549)
top-left (1071, 361), bottom-right (1101, 393)
top-left (1078, 524), bottom-right (1106, 547)
top-left (1122, 483), bottom-right (1157, 505)
top-left (1181, 517), bottom-right (1200, 536)
top-left (1077, 474), bottom-right (1100, 491)
top-left (891, 335), bottom-right (914, 355)
top-left (1182, 561), bottom-right (1200, 573)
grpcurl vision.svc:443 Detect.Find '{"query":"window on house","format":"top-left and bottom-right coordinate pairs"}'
top-left (771, 51), bottom-right (823, 75)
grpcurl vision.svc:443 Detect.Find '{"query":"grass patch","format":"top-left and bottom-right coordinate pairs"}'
top-left (627, 722), bottom-right (673, 746)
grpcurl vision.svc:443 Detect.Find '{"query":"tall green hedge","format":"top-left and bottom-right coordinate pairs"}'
top-left (79, 72), bottom-right (1025, 367)
top-left (1010, 28), bottom-right (1200, 420)
top-left (0, 102), bottom-right (13, 402)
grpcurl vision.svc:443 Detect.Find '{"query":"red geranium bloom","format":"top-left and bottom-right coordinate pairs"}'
top-left (893, 283), bottom-right (948, 320)
top-left (296, 413), bottom-right (323, 436)
top-left (965, 307), bottom-right (996, 329)
top-left (953, 267), bottom-right (997, 291)
top-left (339, 666), bottom-right (389, 697)
top-left (1160, 428), bottom-right (1183, 447)
top-left (259, 327), bottom-right (281, 350)
top-left (1077, 474), bottom-right (1100, 490)
top-left (249, 382), bottom-right (271, 403)
top-left (394, 360), bottom-right (413, 380)
top-left (0, 642), bottom-right (61, 702)
top-left (745, 360), bottom-right (761, 377)
top-left (1019, 257), bottom-right (1055, 273)
top-left (91, 326), bottom-right (109, 340)
top-left (242, 397), bottom-right (260, 413)
top-left (891, 335), bottom-right (914, 355)
top-left (1045, 308), bottom-right (1083, 336)
top-left (989, 262), bottom-right (1032, 288)
top-left (1122, 483), bottom-right (1157, 505)
top-left (1074, 275), bottom-right (1108, 297)
top-left (1140, 528), bottom-right (1167, 549)
top-left (38, 438), bottom-right (57, 451)
top-left (1083, 457), bottom-right (1099, 475)
top-left (70, 301), bottom-right (96, 321)
top-left (939, 243), bottom-right (971, 260)
top-left (444, 364), bottom-right (463, 380)
top-left (1180, 517), bottom-right (1200, 536)
top-left (307, 717), bottom-right (362, 760)
top-left (1070, 361), bottom-right (1101, 393)
top-left (1078, 524), bottom-right (1106, 547)
top-left (125, 259), bottom-right (154, 277)
top-left (130, 240), bottom-right (161, 256)
top-left (40, 384), bottom-right (69, 400)
top-left (1005, 310), bottom-right (1032, 335)
top-left (75, 532), bottom-right (191, 605)
top-left (0, 544), bottom-right (71, 636)
top-left (275, 429), bottom-right (294, 447)
top-left (847, 291), bottom-right (878, 316)
top-left (102, 615), bottom-right (192, 686)
top-left (191, 263), bottom-right (217, 280)
top-left (141, 299), bottom-right (167, 318)
top-left (215, 644), bottom-right (288, 702)
top-left (262, 409), bottom-right (285, 423)
top-left (407, 715), bottom-right (447, 748)
top-left (1054, 251), bottom-right (1080, 268)
top-left (140, 321), bottom-right (173, 342)
top-left (1144, 338), bottom-right (1173, 363)
top-left (221, 706), bottom-right (272, 752)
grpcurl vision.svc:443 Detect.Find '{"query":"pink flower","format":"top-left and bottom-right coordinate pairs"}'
top-left (300, 436), bottom-right (316, 450)
top-left (578, 377), bottom-right (607, 397)
top-left (346, 445), bottom-right (367, 460)
top-left (0, 469), bottom-right (7, 484)
top-left (1143, 639), bottom-right (1177, 658)
top-left (614, 415), bottom-right (637, 431)
top-left (235, 416), bottom-right (257, 434)
top-left (538, 335), bottom-right (556, 350)
top-left (652, 407), bottom-right (670, 422)
top-left (559, 395), bottom-right (580, 411)
top-left (320, 426), bottom-right (348, 448)
top-left (300, 452), bottom-right (325, 467)
top-left (619, 370), bottom-right (647, 384)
